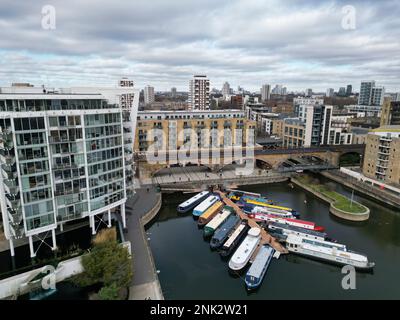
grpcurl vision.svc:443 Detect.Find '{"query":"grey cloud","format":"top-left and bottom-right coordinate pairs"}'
top-left (0, 0), bottom-right (399, 91)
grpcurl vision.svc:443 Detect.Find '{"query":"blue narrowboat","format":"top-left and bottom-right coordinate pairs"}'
top-left (177, 191), bottom-right (210, 213)
top-left (244, 245), bottom-right (275, 290)
top-left (210, 214), bottom-right (240, 250)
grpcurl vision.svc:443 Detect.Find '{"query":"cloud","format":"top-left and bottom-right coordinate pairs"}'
top-left (0, 0), bottom-right (399, 92)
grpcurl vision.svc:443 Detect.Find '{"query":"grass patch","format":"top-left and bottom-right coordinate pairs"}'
top-left (296, 175), bottom-right (367, 214)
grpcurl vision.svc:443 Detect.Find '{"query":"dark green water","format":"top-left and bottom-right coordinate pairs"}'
top-left (147, 178), bottom-right (400, 299)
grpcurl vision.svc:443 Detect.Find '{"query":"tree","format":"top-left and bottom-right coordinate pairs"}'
top-left (74, 228), bottom-right (133, 290)
top-left (98, 283), bottom-right (120, 300)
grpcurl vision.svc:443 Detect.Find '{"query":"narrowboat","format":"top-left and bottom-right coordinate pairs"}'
top-left (228, 227), bottom-right (261, 272)
top-left (203, 206), bottom-right (234, 238)
top-left (177, 191), bottom-right (210, 213)
top-left (248, 213), bottom-right (325, 232)
top-left (239, 195), bottom-right (274, 205)
top-left (192, 195), bottom-right (219, 217)
top-left (244, 204), bottom-right (296, 219)
top-left (242, 200), bottom-right (300, 218)
top-left (219, 220), bottom-right (250, 257)
top-left (227, 190), bottom-right (261, 202)
top-left (286, 234), bottom-right (375, 271)
top-left (267, 222), bottom-right (327, 241)
top-left (210, 214), bottom-right (240, 250)
top-left (244, 245), bottom-right (275, 290)
top-left (197, 201), bottom-right (224, 227)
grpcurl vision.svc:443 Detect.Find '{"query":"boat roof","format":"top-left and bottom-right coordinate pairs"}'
top-left (269, 222), bottom-right (326, 237)
top-left (212, 215), bottom-right (240, 240)
top-left (246, 245), bottom-right (275, 278)
top-left (286, 234), bottom-right (346, 249)
top-left (205, 208), bottom-right (232, 229)
top-left (248, 227), bottom-right (261, 237)
top-left (199, 201), bottom-right (223, 219)
top-left (223, 223), bottom-right (247, 248)
top-left (193, 195), bottom-right (218, 212)
top-left (231, 232), bottom-right (260, 264)
top-left (179, 191), bottom-right (209, 207)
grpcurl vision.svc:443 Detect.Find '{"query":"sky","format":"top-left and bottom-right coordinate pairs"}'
top-left (0, 0), bottom-right (399, 93)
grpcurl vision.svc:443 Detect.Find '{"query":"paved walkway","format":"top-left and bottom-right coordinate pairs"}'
top-left (125, 186), bottom-right (164, 300)
top-left (142, 166), bottom-right (284, 186)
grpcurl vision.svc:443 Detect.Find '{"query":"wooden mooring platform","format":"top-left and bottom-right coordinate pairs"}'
top-left (215, 190), bottom-right (288, 255)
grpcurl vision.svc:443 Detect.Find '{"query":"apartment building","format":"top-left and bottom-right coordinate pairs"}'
top-left (363, 126), bottom-right (400, 185)
top-left (0, 82), bottom-right (138, 258)
top-left (135, 110), bottom-right (256, 153)
top-left (283, 104), bottom-right (352, 148)
top-left (381, 98), bottom-right (400, 126)
top-left (189, 75), bottom-right (210, 110)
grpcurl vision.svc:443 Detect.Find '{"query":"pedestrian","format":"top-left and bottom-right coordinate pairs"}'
top-left (146, 187), bottom-right (149, 192)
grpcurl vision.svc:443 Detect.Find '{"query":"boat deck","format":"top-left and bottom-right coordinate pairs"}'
top-left (215, 191), bottom-right (288, 254)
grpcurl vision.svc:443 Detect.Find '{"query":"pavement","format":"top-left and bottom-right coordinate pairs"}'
top-left (142, 166), bottom-right (279, 186)
top-left (125, 186), bottom-right (164, 300)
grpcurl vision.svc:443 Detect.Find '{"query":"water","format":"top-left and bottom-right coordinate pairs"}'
top-left (147, 178), bottom-right (400, 299)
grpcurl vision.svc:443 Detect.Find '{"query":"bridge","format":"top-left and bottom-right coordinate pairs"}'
top-left (135, 144), bottom-right (365, 179)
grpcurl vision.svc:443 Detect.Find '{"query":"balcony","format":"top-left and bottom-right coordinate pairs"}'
top-left (0, 139), bottom-right (14, 149)
top-left (379, 136), bottom-right (392, 142)
top-left (9, 224), bottom-right (24, 239)
top-left (124, 138), bottom-right (133, 144)
top-left (53, 162), bottom-right (79, 170)
top-left (4, 179), bottom-right (19, 194)
top-left (0, 153), bottom-right (15, 165)
top-left (2, 162), bottom-right (16, 173)
top-left (6, 193), bottom-right (20, 207)
top-left (49, 136), bottom-right (70, 144)
top-left (8, 208), bottom-right (23, 225)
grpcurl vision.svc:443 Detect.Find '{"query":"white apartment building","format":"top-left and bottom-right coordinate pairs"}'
top-left (371, 86), bottom-right (385, 106)
top-left (326, 88), bottom-right (334, 97)
top-left (144, 85), bottom-right (155, 105)
top-left (222, 82), bottom-right (231, 100)
top-left (0, 82), bottom-right (139, 258)
top-left (293, 97), bottom-right (324, 121)
top-left (283, 104), bottom-right (352, 148)
top-left (358, 81), bottom-right (385, 106)
top-left (260, 113), bottom-right (280, 134)
top-left (189, 75), bottom-right (210, 110)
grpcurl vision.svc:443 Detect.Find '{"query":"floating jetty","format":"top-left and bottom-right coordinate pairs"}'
top-left (215, 190), bottom-right (289, 254)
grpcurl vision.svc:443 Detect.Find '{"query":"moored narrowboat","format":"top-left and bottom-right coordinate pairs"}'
top-left (219, 220), bottom-right (250, 257)
top-left (177, 191), bottom-right (210, 213)
top-left (228, 227), bottom-right (261, 272)
top-left (203, 206), bottom-right (234, 238)
top-left (192, 195), bottom-right (219, 217)
top-left (244, 245), bottom-right (275, 290)
top-left (210, 214), bottom-right (240, 250)
top-left (197, 201), bottom-right (224, 227)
